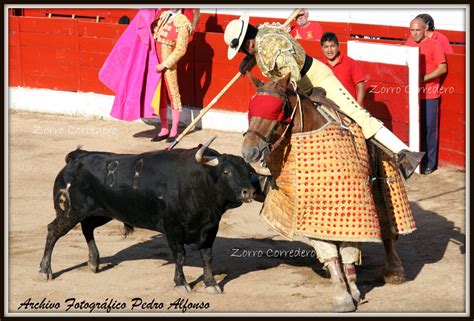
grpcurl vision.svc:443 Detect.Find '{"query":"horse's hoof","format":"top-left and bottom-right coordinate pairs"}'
top-left (38, 272), bottom-right (52, 281)
top-left (383, 265), bottom-right (405, 284)
top-left (205, 285), bottom-right (223, 294)
top-left (88, 262), bottom-right (99, 273)
top-left (332, 291), bottom-right (356, 312)
top-left (174, 284), bottom-right (192, 294)
top-left (384, 271), bottom-right (405, 284)
top-left (349, 287), bottom-right (361, 304)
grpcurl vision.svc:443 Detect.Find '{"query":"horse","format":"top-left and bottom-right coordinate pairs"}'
top-left (241, 72), bottom-right (413, 312)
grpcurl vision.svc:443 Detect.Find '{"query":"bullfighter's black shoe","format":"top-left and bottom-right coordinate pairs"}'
top-left (151, 134), bottom-right (169, 142)
top-left (422, 167), bottom-right (434, 175)
top-left (166, 135), bottom-right (177, 143)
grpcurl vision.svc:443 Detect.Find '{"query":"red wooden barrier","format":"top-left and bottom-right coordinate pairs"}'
top-left (438, 53), bottom-right (466, 167)
top-left (7, 11), bottom-right (466, 168)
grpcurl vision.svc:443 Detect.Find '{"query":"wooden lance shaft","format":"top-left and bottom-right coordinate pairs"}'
top-left (167, 8), bottom-right (303, 150)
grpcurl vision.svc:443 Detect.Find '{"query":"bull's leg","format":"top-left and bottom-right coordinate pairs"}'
top-left (200, 247), bottom-right (222, 294)
top-left (167, 238), bottom-right (190, 293)
top-left (199, 225), bottom-right (222, 294)
top-left (39, 216), bottom-right (82, 280)
top-left (81, 216), bottom-right (112, 273)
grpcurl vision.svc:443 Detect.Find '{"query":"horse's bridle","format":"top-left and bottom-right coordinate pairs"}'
top-left (244, 83), bottom-right (300, 155)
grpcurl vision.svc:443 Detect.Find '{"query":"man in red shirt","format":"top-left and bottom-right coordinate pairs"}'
top-left (320, 32), bottom-right (366, 106)
top-left (290, 9), bottom-right (323, 41)
top-left (405, 17), bottom-right (447, 174)
top-left (405, 13), bottom-right (454, 54)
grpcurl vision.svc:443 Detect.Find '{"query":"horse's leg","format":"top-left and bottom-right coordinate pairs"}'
top-left (370, 145), bottom-right (406, 284)
top-left (376, 190), bottom-right (405, 284)
top-left (310, 239), bottom-right (355, 312)
top-left (326, 258), bottom-right (356, 312)
top-left (343, 264), bottom-right (360, 303)
top-left (382, 238), bottom-right (405, 284)
top-left (340, 242), bottom-right (361, 304)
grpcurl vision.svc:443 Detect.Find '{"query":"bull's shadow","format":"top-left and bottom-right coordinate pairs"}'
top-left (51, 234), bottom-right (329, 290)
top-left (51, 198), bottom-right (465, 296)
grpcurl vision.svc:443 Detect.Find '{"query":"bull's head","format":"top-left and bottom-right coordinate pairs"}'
top-left (195, 136), bottom-right (255, 203)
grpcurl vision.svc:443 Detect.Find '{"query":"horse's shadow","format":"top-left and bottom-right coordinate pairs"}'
top-left (358, 200), bottom-right (465, 297)
top-left (52, 199), bottom-right (465, 297)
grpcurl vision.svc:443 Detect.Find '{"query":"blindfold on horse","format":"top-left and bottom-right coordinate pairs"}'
top-left (242, 72), bottom-right (345, 169)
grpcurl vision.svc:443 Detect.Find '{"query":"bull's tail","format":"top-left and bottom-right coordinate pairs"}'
top-left (65, 145), bottom-right (86, 163)
top-left (54, 183), bottom-right (71, 217)
top-left (122, 223), bottom-right (135, 238)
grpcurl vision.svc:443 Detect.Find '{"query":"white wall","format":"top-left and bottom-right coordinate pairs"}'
top-left (8, 87), bottom-right (249, 133)
top-left (200, 6), bottom-right (467, 32)
top-left (6, 5), bottom-right (467, 31)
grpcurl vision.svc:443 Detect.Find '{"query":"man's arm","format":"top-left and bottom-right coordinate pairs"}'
top-left (423, 63), bottom-right (447, 83)
top-left (355, 82), bottom-right (366, 106)
top-left (350, 59), bottom-right (366, 105)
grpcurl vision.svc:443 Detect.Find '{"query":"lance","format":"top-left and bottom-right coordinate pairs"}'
top-left (167, 8), bottom-right (303, 150)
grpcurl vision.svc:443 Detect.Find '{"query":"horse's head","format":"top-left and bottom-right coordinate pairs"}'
top-left (242, 73), bottom-right (293, 165)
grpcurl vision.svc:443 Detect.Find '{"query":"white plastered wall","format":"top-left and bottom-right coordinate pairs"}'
top-left (348, 40), bottom-right (420, 171)
top-left (7, 87), bottom-right (249, 133)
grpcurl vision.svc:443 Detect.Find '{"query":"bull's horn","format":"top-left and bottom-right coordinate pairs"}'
top-left (195, 135), bottom-right (219, 167)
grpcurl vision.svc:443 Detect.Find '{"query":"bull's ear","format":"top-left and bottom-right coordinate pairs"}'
top-left (279, 73), bottom-right (291, 86)
top-left (247, 72), bottom-right (264, 88)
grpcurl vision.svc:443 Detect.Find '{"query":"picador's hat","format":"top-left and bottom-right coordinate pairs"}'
top-left (224, 13), bottom-right (249, 60)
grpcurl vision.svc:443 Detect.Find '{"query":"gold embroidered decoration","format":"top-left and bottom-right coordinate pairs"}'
top-left (255, 23), bottom-right (306, 82)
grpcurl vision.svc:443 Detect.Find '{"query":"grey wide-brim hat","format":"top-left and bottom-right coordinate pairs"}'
top-left (224, 13), bottom-right (250, 60)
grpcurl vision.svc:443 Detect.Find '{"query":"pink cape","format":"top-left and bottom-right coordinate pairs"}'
top-left (99, 9), bottom-right (161, 121)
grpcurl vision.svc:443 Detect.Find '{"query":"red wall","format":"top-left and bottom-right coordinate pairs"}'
top-left (8, 9), bottom-right (466, 168)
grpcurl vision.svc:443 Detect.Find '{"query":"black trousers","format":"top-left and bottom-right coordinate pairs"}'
top-left (420, 99), bottom-right (439, 170)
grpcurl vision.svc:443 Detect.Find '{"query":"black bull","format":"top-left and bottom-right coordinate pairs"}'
top-left (39, 137), bottom-right (255, 294)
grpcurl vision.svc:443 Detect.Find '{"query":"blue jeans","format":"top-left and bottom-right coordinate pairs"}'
top-left (420, 99), bottom-right (439, 170)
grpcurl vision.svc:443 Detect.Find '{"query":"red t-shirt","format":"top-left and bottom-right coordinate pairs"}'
top-left (405, 31), bottom-right (453, 54)
top-left (405, 37), bottom-right (447, 99)
top-left (432, 31), bottom-right (454, 54)
top-left (290, 22), bottom-right (323, 41)
top-left (322, 52), bottom-right (365, 99)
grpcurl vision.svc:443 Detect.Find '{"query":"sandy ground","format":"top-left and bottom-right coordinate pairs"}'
top-left (7, 110), bottom-right (467, 315)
